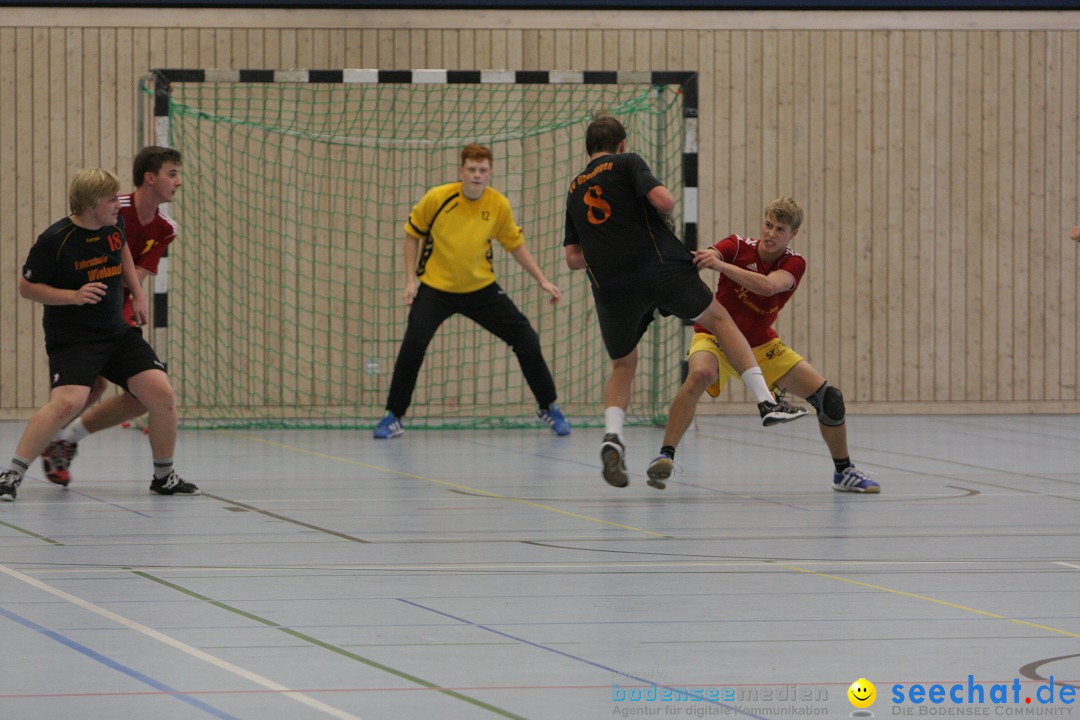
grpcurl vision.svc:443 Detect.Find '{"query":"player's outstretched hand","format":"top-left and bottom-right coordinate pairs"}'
top-left (540, 279), bottom-right (561, 304)
top-left (73, 282), bottom-right (108, 305)
top-left (692, 249), bottom-right (723, 271)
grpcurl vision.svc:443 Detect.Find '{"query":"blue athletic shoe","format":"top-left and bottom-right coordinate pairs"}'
top-left (538, 404), bottom-right (571, 436)
top-left (832, 466), bottom-right (880, 493)
top-left (373, 412), bottom-right (404, 439)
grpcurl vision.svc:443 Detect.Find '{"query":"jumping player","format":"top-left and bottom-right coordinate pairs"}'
top-left (563, 115), bottom-right (806, 488)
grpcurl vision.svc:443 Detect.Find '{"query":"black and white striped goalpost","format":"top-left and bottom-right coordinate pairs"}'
top-left (148, 68), bottom-right (699, 387)
top-left (149, 69), bottom-right (700, 257)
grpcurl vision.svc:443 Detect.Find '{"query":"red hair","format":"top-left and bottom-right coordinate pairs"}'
top-left (461, 143), bottom-right (493, 165)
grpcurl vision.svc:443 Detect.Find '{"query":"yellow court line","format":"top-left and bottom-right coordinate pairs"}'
top-left (225, 431), bottom-right (668, 538)
top-left (776, 562), bottom-right (1080, 639)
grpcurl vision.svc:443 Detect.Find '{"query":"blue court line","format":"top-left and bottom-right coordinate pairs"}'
top-left (0, 606), bottom-right (239, 720)
top-left (397, 598), bottom-right (772, 720)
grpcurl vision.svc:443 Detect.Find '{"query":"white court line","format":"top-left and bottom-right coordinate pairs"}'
top-left (19, 558), bottom-right (1069, 574)
top-left (0, 563), bottom-right (363, 720)
top-left (1053, 562), bottom-right (1080, 570)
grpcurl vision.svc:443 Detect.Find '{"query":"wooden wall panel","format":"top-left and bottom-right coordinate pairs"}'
top-left (15, 29), bottom-right (37, 410)
top-left (1, 10), bottom-right (1079, 418)
top-left (1063, 35), bottom-right (1079, 401)
top-left (0, 28), bottom-right (14, 410)
top-left (963, 31), bottom-right (983, 402)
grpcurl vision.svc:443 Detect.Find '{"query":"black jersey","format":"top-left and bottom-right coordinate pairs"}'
top-left (563, 152), bottom-right (691, 288)
top-left (22, 216), bottom-right (129, 346)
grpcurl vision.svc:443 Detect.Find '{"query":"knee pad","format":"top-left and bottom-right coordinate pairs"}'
top-left (807, 382), bottom-right (845, 426)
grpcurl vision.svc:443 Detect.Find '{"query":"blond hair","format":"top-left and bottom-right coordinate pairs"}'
top-left (69, 168), bottom-right (120, 215)
top-left (764, 197), bottom-right (804, 230)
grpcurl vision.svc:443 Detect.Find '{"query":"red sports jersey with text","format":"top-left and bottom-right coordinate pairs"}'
top-left (694, 234), bottom-right (806, 347)
top-left (118, 193), bottom-right (177, 325)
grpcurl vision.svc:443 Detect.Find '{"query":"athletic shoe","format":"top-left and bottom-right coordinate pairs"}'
top-left (646, 455), bottom-right (674, 490)
top-left (537, 404), bottom-right (572, 436)
top-left (149, 471), bottom-right (201, 496)
top-left (0, 470), bottom-right (21, 502)
top-left (373, 412), bottom-right (404, 439)
top-left (758, 397), bottom-right (809, 426)
top-left (832, 466), bottom-right (881, 493)
top-left (41, 439), bottom-right (78, 486)
top-left (600, 433), bottom-right (628, 488)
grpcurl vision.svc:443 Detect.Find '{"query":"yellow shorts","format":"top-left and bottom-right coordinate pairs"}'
top-left (689, 333), bottom-right (805, 398)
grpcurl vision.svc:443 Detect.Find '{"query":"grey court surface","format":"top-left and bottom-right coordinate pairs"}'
top-left (0, 414), bottom-right (1078, 720)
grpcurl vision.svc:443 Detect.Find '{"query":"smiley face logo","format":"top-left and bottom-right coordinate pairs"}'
top-left (848, 678), bottom-right (876, 708)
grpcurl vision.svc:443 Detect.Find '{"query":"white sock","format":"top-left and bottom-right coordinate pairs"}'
top-left (7, 456), bottom-right (30, 480)
top-left (153, 459), bottom-right (174, 480)
top-left (741, 368), bottom-right (774, 404)
top-left (59, 417), bottom-right (90, 444)
top-left (604, 406), bottom-right (625, 438)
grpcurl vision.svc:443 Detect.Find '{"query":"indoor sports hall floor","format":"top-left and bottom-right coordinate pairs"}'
top-left (0, 414), bottom-right (1078, 720)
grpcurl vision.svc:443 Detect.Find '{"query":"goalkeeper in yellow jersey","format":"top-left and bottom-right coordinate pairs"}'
top-left (373, 143), bottom-right (571, 438)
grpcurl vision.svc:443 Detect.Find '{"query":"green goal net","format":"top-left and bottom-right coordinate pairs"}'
top-left (148, 72), bottom-right (688, 429)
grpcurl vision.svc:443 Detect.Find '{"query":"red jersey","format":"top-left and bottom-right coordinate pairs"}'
top-left (118, 193), bottom-right (178, 325)
top-left (694, 234), bottom-right (806, 347)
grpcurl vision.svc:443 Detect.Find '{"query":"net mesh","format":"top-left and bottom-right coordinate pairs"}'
top-left (156, 78), bottom-right (687, 428)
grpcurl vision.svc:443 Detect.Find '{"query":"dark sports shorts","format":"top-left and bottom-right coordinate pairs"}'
top-left (591, 259), bottom-right (713, 360)
top-left (47, 327), bottom-right (166, 392)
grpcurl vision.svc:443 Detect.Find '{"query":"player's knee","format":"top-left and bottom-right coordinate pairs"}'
top-left (510, 327), bottom-right (541, 354)
top-left (48, 389), bottom-right (89, 423)
top-left (685, 365), bottom-right (718, 393)
top-left (807, 382), bottom-right (845, 426)
top-left (152, 382), bottom-right (176, 406)
top-left (397, 335), bottom-right (431, 360)
top-left (130, 374), bottom-right (175, 410)
top-left (612, 350), bottom-right (638, 373)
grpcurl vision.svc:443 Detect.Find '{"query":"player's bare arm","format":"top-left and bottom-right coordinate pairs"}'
top-left (402, 234), bottom-right (420, 305)
top-left (719, 263), bottom-right (795, 297)
top-left (121, 244), bottom-right (148, 326)
top-left (509, 245), bottom-right (560, 304)
top-left (646, 185), bottom-right (675, 215)
top-left (564, 244), bottom-right (586, 270)
top-left (693, 248), bottom-right (794, 297)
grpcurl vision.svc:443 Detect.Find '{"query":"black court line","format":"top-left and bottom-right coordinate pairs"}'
top-left (201, 493), bottom-right (370, 543)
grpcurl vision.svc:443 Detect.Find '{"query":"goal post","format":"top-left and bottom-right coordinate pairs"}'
top-left (145, 68), bottom-right (698, 429)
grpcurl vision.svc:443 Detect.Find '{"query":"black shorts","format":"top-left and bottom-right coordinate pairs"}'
top-left (48, 327), bottom-right (166, 392)
top-left (591, 260), bottom-right (713, 360)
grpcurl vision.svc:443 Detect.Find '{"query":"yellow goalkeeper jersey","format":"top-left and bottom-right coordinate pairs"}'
top-left (404, 182), bottom-right (525, 294)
